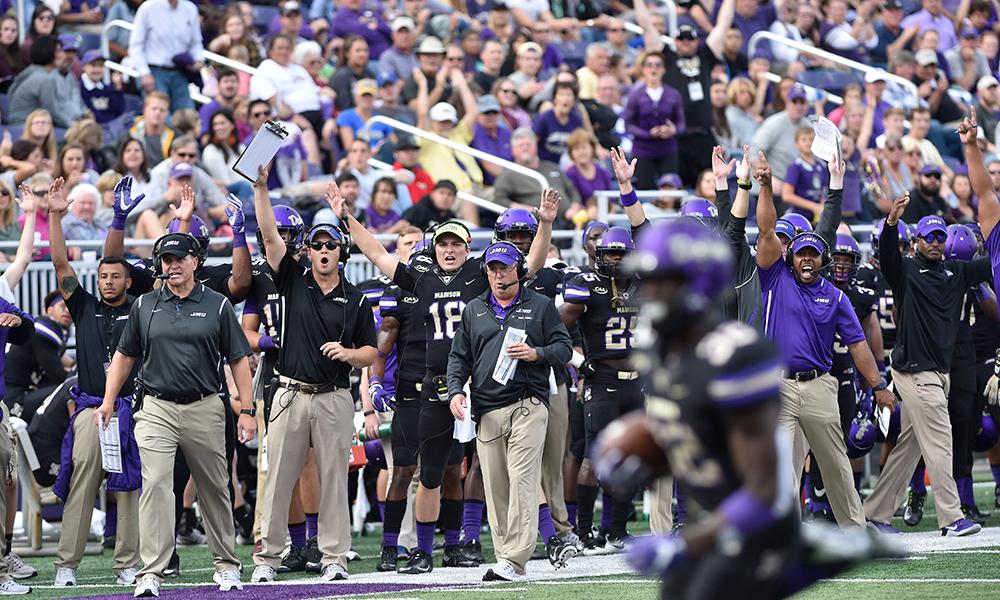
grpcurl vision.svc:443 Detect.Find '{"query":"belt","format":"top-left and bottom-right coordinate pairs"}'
top-left (782, 369), bottom-right (825, 382)
top-left (147, 392), bottom-right (208, 405)
top-left (277, 377), bottom-right (338, 395)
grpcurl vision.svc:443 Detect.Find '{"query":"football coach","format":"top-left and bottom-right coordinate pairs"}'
top-left (448, 241), bottom-right (573, 582)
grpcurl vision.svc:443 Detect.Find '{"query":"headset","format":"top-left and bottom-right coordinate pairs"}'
top-left (150, 233), bottom-right (203, 278)
top-left (305, 223), bottom-right (350, 264)
top-left (480, 241), bottom-right (528, 285)
top-left (424, 220), bottom-right (472, 270)
top-left (784, 232), bottom-right (832, 271)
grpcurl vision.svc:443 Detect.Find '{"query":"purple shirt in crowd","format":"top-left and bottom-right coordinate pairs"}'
top-left (564, 163), bottom-right (613, 203)
top-left (623, 82), bottom-right (686, 159)
top-left (842, 150), bottom-right (862, 215)
top-left (533, 110), bottom-right (583, 164)
top-left (785, 156), bottom-right (828, 218)
top-left (470, 124), bottom-right (513, 185)
top-left (330, 7), bottom-right (392, 58)
top-left (363, 205), bottom-right (401, 232)
top-left (758, 259), bottom-right (866, 372)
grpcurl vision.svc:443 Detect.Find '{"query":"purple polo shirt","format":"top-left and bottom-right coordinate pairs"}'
top-left (758, 260), bottom-right (865, 372)
top-left (489, 290), bottom-right (520, 321)
top-left (784, 156), bottom-right (828, 217)
top-left (330, 7), bottom-right (392, 58)
top-left (470, 124), bottom-right (513, 185)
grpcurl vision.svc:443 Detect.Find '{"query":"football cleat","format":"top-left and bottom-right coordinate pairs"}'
top-left (398, 550), bottom-right (433, 574)
top-left (903, 491), bottom-right (925, 527)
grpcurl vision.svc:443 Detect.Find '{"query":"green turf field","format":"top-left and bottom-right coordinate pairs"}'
top-left (15, 481), bottom-right (1000, 599)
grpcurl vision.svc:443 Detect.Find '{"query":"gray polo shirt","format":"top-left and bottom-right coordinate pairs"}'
top-left (117, 282), bottom-right (251, 400)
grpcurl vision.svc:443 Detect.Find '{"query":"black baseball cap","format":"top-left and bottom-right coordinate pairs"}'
top-left (433, 179), bottom-right (458, 193)
top-left (883, 0), bottom-right (903, 9)
top-left (676, 25), bottom-right (698, 41)
top-left (157, 233), bottom-right (200, 258)
top-left (396, 134), bottom-right (420, 150)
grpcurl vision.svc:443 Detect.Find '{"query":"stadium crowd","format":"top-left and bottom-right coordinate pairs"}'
top-left (0, 0), bottom-right (997, 597)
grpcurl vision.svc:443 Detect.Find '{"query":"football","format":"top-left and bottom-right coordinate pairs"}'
top-left (598, 411), bottom-right (672, 478)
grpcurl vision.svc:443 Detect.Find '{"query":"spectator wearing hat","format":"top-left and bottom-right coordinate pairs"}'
top-left (393, 135), bottom-right (434, 203)
top-left (872, 0), bottom-right (906, 66)
top-left (508, 42), bottom-right (551, 113)
top-left (946, 27), bottom-right (991, 92)
top-left (473, 39), bottom-right (506, 95)
top-left (374, 71), bottom-right (417, 127)
top-left (624, 50), bottom-right (686, 190)
top-left (268, 1), bottom-right (313, 45)
top-left (974, 76), bottom-right (1000, 143)
top-left (903, 164), bottom-right (953, 224)
top-left (471, 95), bottom-right (513, 186)
top-left (401, 36), bottom-right (449, 110)
top-left (330, 35), bottom-right (376, 112)
top-left (399, 180), bottom-right (458, 230)
top-left (336, 79), bottom-right (394, 151)
top-left (79, 50), bottom-right (125, 125)
top-left (128, 0), bottom-right (205, 111)
top-left (902, 0), bottom-right (958, 52)
top-left (330, 0), bottom-right (392, 59)
top-left (913, 49), bottom-right (966, 130)
top-left (635, 0), bottom-right (734, 186)
top-left (377, 16), bottom-right (418, 82)
top-left (751, 84), bottom-right (810, 191)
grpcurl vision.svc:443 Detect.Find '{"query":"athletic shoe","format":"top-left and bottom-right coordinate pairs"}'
top-left (866, 520), bottom-right (901, 534)
top-left (250, 565), bottom-right (276, 583)
top-left (442, 545), bottom-right (466, 567)
top-left (398, 550), bottom-right (433, 574)
top-left (458, 540), bottom-right (483, 567)
top-left (54, 567), bottom-right (76, 587)
top-left (582, 532), bottom-right (613, 556)
top-left (277, 545), bottom-right (306, 573)
top-left (304, 537), bottom-right (322, 573)
top-left (3, 554), bottom-right (35, 580)
top-left (163, 551), bottom-right (180, 578)
top-left (962, 504), bottom-right (991, 525)
top-left (482, 561), bottom-right (523, 582)
top-left (903, 491), bottom-right (925, 526)
top-left (213, 570), bottom-right (243, 591)
top-left (116, 567), bottom-right (138, 586)
top-left (605, 534), bottom-right (629, 553)
top-left (942, 518), bottom-right (982, 537)
top-left (376, 546), bottom-right (397, 572)
top-left (801, 521), bottom-right (908, 564)
top-left (557, 530), bottom-right (583, 553)
top-left (133, 576), bottom-right (160, 598)
top-left (345, 548), bottom-right (361, 562)
top-left (529, 545), bottom-right (546, 560)
top-left (320, 564), bottom-right (348, 581)
top-left (233, 505), bottom-right (254, 545)
top-left (176, 509), bottom-right (206, 546)
top-left (545, 535), bottom-right (577, 569)
top-left (0, 579), bottom-right (30, 595)
top-left (994, 486), bottom-right (1000, 510)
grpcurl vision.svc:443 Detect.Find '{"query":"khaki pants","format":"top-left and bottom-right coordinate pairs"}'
top-left (649, 476), bottom-right (674, 534)
top-left (541, 383), bottom-right (571, 535)
top-left (254, 381), bottom-right (354, 570)
top-left (779, 374), bottom-right (865, 528)
top-left (253, 397), bottom-right (267, 543)
top-left (865, 370), bottom-right (963, 527)
top-left (478, 399), bottom-right (548, 574)
top-left (55, 406), bottom-right (139, 572)
top-left (135, 395), bottom-right (239, 581)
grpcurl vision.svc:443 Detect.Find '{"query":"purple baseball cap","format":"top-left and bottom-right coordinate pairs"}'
top-left (58, 33), bottom-right (80, 52)
top-left (657, 173), bottom-right (682, 188)
top-left (787, 85), bottom-right (807, 102)
top-left (919, 163), bottom-right (943, 176)
top-left (170, 162), bottom-right (194, 180)
top-left (790, 233), bottom-right (826, 255)
top-left (483, 241), bottom-right (520, 266)
top-left (81, 49), bottom-right (105, 65)
top-left (916, 215), bottom-right (947, 237)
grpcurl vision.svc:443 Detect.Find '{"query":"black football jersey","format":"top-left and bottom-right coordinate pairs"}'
top-left (359, 274), bottom-right (394, 308)
top-left (393, 254), bottom-right (489, 376)
top-left (563, 271), bottom-right (640, 361)
top-left (379, 282), bottom-right (425, 386)
top-left (967, 289), bottom-right (1000, 363)
top-left (831, 282), bottom-right (877, 381)
top-left (635, 320), bottom-right (783, 510)
top-left (856, 262), bottom-right (895, 355)
top-left (523, 266), bottom-right (563, 299)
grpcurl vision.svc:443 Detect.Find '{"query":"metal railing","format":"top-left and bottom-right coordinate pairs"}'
top-left (368, 158), bottom-right (507, 215)
top-left (101, 20), bottom-right (258, 76)
top-left (594, 190), bottom-right (688, 222)
top-left (763, 72), bottom-right (844, 106)
top-left (748, 31), bottom-right (919, 100)
top-left (364, 115), bottom-right (550, 192)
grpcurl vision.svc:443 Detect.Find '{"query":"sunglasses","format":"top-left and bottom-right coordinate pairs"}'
top-left (921, 232), bottom-right (947, 243)
top-left (176, 152), bottom-right (197, 159)
top-left (607, 28), bottom-right (625, 32)
top-left (309, 241), bottom-right (340, 251)
top-left (643, 61), bottom-right (664, 68)
top-left (922, 172), bottom-right (942, 179)
top-left (447, 56), bottom-right (463, 61)
top-left (31, 190), bottom-right (48, 196)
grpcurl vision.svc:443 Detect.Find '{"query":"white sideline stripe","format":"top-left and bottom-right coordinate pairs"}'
top-left (825, 578), bottom-right (1000, 583)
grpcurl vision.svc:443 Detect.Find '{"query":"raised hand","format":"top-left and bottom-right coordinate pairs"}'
top-left (225, 193), bottom-right (245, 236)
top-left (254, 164), bottom-right (270, 190)
top-left (735, 145), bottom-right (750, 181)
top-left (46, 177), bottom-right (71, 214)
top-left (713, 145), bottom-right (737, 180)
top-left (610, 146), bottom-right (636, 185)
top-left (15, 183), bottom-right (37, 215)
top-left (887, 191), bottom-right (909, 223)
top-left (325, 180), bottom-right (347, 220)
top-left (170, 185), bottom-right (196, 223)
top-left (536, 188), bottom-right (560, 224)
top-left (957, 106), bottom-right (978, 147)
top-left (828, 152), bottom-right (845, 179)
top-left (112, 176), bottom-right (144, 223)
top-left (752, 151), bottom-right (772, 186)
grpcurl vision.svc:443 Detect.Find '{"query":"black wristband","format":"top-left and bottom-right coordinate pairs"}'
top-left (364, 409), bottom-right (375, 417)
top-left (240, 408), bottom-right (256, 417)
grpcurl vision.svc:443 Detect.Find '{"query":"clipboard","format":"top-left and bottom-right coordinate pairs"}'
top-left (233, 120), bottom-right (289, 182)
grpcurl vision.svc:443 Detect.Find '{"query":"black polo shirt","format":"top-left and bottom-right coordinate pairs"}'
top-left (273, 253), bottom-right (377, 387)
top-left (129, 260), bottom-right (242, 303)
top-left (65, 288), bottom-right (138, 397)
top-left (117, 282), bottom-right (251, 399)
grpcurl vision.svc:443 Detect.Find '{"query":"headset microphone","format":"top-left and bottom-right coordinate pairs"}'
top-left (153, 273), bottom-right (171, 280)
top-left (498, 275), bottom-right (528, 290)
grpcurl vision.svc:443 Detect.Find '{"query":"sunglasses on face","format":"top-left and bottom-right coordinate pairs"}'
top-left (176, 152), bottom-right (197, 159)
top-left (309, 241), bottom-right (340, 251)
top-left (921, 232), bottom-right (947, 243)
top-left (31, 190), bottom-right (48, 196)
top-left (922, 172), bottom-right (942, 179)
top-left (607, 28), bottom-right (625, 32)
top-left (643, 61), bottom-right (663, 68)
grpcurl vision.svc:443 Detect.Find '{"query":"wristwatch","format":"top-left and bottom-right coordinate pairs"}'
top-left (240, 408), bottom-right (256, 417)
top-left (873, 378), bottom-right (889, 392)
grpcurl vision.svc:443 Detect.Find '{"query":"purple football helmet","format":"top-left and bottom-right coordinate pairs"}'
top-left (167, 216), bottom-right (209, 259)
top-left (831, 233), bottom-right (862, 283)
top-left (780, 213), bottom-right (813, 235)
top-left (595, 226), bottom-right (635, 278)
top-left (256, 205), bottom-right (305, 256)
top-left (582, 220), bottom-right (609, 248)
top-left (624, 219), bottom-right (733, 335)
top-left (871, 218), bottom-right (910, 258)
top-left (974, 412), bottom-right (998, 452)
top-left (774, 219), bottom-right (797, 241)
top-left (495, 208), bottom-right (538, 238)
top-left (874, 403), bottom-right (901, 444)
top-left (846, 402), bottom-right (876, 458)
top-left (944, 224), bottom-right (977, 261)
top-left (363, 439), bottom-right (387, 470)
top-left (680, 198), bottom-right (719, 228)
